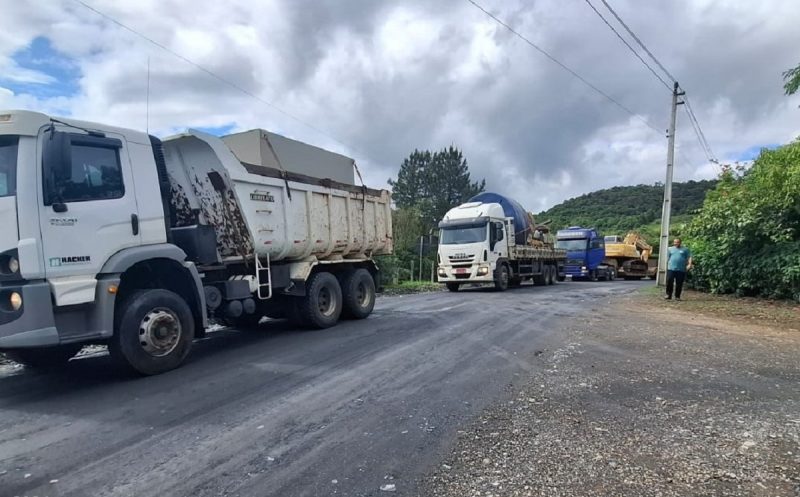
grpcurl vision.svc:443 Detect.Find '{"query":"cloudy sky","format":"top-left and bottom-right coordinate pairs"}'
top-left (1, 0), bottom-right (799, 211)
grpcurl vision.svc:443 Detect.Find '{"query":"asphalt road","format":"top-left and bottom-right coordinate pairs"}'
top-left (0, 280), bottom-right (643, 497)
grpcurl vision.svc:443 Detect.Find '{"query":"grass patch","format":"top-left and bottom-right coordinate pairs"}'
top-left (383, 280), bottom-right (442, 295)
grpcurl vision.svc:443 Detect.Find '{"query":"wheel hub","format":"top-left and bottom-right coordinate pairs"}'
top-left (318, 287), bottom-right (335, 316)
top-left (139, 308), bottom-right (182, 357)
top-left (356, 282), bottom-right (371, 307)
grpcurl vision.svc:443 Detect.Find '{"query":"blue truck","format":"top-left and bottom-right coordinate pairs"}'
top-left (555, 227), bottom-right (615, 281)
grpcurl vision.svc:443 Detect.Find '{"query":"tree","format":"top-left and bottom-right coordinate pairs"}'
top-left (387, 150), bottom-right (432, 209)
top-left (424, 146), bottom-right (486, 227)
top-left (686, 141), bottom-right (800, 301)
top-left (783, 62), bottom-right (800, 96)
top-left (388, 146), bottom-right (485, 229)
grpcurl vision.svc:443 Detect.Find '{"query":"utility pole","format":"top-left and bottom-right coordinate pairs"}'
top-left (656, 81), bottom-right (685, 286)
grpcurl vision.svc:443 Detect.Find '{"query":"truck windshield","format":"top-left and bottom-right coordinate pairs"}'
top-left (556, 239), bottom-right (588, 251)
top-left (0, 136), bottom-right (19, 198)
top-left (440, 225), bottom-right (487, 245)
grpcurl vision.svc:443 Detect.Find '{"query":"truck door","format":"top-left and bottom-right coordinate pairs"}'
top-left (38, 129), bottom-right (140, 305)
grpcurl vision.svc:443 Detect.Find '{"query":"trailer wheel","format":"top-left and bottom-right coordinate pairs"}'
top-left (3, 344), bottom-right (83, 370)
top-left (446, 283), bottom-right (460, 292)
top-left (109, 289), bottom-right (194, 375)
top-left (494, 265), bottom-right (509, 292)
top-left (341, 269), bottom-right (376, 319)
top-left (299, 272), bottom-right (342, 329)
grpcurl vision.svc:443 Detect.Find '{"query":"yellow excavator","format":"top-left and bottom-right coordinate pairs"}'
top-left (603, 232), bottom-right (652, 280)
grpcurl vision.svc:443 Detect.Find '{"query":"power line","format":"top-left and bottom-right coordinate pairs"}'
top-left (683, 96), bottom-right (717, 162)
top-left (583, 0), bottom-right (671, 91)
top-left (464, 0), bottom-right (663, 135)
top-left (72, 0), bottom-right (362, 160)
top-left (598, 0), bottom-right (677, 83)
top-left (595, 0), bottom-right (721, 171)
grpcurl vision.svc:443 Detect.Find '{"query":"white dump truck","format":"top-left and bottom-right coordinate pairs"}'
top-left (0, 110), bottom-right (392, 374)
top-left (437, 193), bottom-right (565, 291)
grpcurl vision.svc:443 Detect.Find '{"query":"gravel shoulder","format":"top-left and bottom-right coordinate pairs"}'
top-left (421, 289), bottom-right (800, 496)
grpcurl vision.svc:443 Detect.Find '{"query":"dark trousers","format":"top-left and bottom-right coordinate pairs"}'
top-left (666, 270), bottom-right (686, 298)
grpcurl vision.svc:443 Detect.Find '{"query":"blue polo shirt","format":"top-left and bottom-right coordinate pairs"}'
top-left (667, 246), bottom-right (691, 272)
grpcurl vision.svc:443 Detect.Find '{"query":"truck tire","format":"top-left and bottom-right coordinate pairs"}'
top-left (109, 289), bottom-right (195, 376)
top-left (589, 269), bottom-right (598, 282)
top-left (494, 265), bottom-right (509, 292)
top-left (299, 271), bottom-right (342, 329)
top-left (446, 283), bottom-right (460, 292)
top-left (3, 344), bottom-right (83, 370)
top-left (341, 269), bottom-right (376, 319)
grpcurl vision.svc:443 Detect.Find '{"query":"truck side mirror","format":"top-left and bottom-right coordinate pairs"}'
top-left (42, 130), bottom-right (72, 206)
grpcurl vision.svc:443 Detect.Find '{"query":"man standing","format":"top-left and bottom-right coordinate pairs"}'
top-left (665, 238), bottom-right (692, 301)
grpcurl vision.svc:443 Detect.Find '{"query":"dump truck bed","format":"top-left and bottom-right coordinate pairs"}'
top-left (163, 131), bottom-right (393, 262)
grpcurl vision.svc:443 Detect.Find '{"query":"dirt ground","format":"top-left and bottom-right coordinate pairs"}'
top-left (421, 288), bottom-right (800, 496)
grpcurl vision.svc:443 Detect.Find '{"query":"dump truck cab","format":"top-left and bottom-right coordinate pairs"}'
top-left (0, 110), bottom-right (203, 361)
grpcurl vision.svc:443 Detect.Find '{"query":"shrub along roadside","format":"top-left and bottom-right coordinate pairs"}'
top-left (686, 140), bottom-right (800, 301)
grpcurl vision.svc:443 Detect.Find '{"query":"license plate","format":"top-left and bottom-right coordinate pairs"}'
top-left (454, 268), bottom-right (467, 274)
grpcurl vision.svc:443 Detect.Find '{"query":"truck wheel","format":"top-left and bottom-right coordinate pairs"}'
top-left (546, 266), bottom-right (555, 285)
top-left (556, 274), bottom-right (565, 282)
top-left (589, 269), bottom-right (598, 282)
top-left (446, 282), bottom-right (460, 292)
top-left (109, 289), bottom-right (195, 375)
top-left (299, 272), bottom-right (342, 329)
top-left (3, 344), bottom-right (83, 370)
top-left (342, 269), bottom-right (376, 319)
top-left (494, 265), bottom-right (509, 292)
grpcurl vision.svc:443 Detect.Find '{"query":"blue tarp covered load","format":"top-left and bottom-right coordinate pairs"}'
top-left (469, 192), bottom-right (533, 245)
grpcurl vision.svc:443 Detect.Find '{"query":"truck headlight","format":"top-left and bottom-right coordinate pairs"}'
top-left (7, 256), bottom-right (19, 274)
top-left (437, 267), bottom-right (446, 277)
top-left (477, 266), bottom-right (489, 276)
top-left (10, 292), bottom-right (22, 311)
top-left (581, 266), bottom-right (587, 271)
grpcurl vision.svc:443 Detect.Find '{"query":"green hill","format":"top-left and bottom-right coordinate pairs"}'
top-left (537, 180), bottom-right (717, 251)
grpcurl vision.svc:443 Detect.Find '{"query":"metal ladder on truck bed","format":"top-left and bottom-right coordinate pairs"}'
top-left (255, 254), bottom-right (272, 300)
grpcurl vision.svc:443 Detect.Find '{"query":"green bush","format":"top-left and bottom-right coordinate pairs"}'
top-left (686, 141), bottom-right (800, 301)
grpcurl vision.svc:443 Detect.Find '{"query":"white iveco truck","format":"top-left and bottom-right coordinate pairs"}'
top-left (436, 193), bottom-right (565, 291)
top-left (0, 110), bottom-right (392, 374)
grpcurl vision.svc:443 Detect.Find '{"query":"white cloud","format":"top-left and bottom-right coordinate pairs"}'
top-left (1, 0), bottom-right (799, 212)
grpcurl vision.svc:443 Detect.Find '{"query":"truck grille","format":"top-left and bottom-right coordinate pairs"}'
top-left (566, 258), bottom-right (583, 266)
top-left (449, 254), bottom-right (475, 263)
